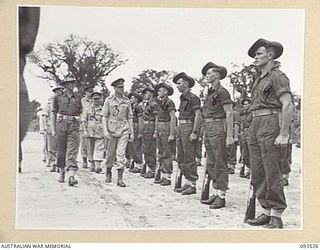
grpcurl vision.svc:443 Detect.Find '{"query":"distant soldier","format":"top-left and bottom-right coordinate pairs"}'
top-left (173, 72), bottom-right (201, 195)
top-left (141, 86), bottom-right (159, 178)
top-left (200, 62), bottom-right (234, 209)
top-left (239, 98), bottom-right (252, 179)
top-left (52, 76), bottom-right (82, 186)
top-left (154, 83), bottom-right (176, 186)
top-left (226, 109), bottom-right (240, 174)
top-left (102, 78), bottom-right (134, 187)
top-left (42, 85), bottom-right (64, 172)
top-left (245, 39), bottom-right (293, 229)
top-left (126, 92), bottom-right (144, 173)
top-left (80, 85), bottom-right (94, 168)
top-left (82, 91), bottom-right (105, 173)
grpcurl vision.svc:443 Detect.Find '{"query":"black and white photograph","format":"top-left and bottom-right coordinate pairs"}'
top-left (17, 5), bottom-right (304, 230)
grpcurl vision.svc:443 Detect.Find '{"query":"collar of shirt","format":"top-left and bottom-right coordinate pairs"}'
top-left (180, 90), bottom-right (191, 100)
top-left (160, 95), bottom-right (169, 105)
top-left (63, 91), bottom-right (76, 98)
top-left (258, 61), bottom-right (278, 79)
top-left (208, 82), bottom-right (221, 95)
top-left (82, 96), bottom-right (92, 102)
top-left (110, 94), bottom-right (128, 104)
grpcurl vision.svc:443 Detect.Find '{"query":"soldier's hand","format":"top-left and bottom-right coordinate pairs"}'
top-left (153, 132), bottom-right (158, 139)
top-left (274, 134), bottom-right (290, 147)
top-left (138, 133), bottom-right (143, 139)
top-left (226, 136), bottom-right (234, 146)
top-left (52, 130), bottom-right (56, 137)
top-left (104, 130), bottom-right (110, 139)
top-left (128, 133), bottom-right (134, 142)
top-left (83, 131), bottom-right (89, 138)
top-left (189, 132), bottom-right (197, 142)
top-left (168, 135), bottom-right (175, 142)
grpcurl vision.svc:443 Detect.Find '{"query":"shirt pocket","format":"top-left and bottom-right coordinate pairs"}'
top-left (119, 103), bottom-right (128, 119)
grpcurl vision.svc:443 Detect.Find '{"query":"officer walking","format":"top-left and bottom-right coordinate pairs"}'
top-left (102, 78), bottom-right (134, 187)
top-left (126, 92), bottom-right (144, 173)
top-left (52, 76), bottom-right (82, 186)
top-left (82, 91), bottom-right (105, 173)
top-left (80, 85), bottom-right (94, 169)
top-left (200, 62), bottom-right (234, 209)
top-left (141, 86), bottom-right (159, 178)
top-left (154, 83), bottom-right (176, 186)
top-left (245, 38), bottom-right (293, 229)
top-left (173, 72), bottom-right (201, 195)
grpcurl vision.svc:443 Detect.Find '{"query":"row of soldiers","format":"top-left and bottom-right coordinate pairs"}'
top-left (39, 38), bottom-right (295, 229)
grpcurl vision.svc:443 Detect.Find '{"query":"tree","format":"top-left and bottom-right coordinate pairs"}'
top-left (131, 69), bottom-right (175, 94)
top-left (28, 34), bottom-right (127, 96)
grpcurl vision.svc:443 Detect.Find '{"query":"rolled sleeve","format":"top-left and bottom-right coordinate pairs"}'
top-left (220, 89), bottom-right (233, 105)
top-left (167, 99), bottom-right (176, 113)
top-left (191, 95), bottom-right (201, 111)
top-left (273, 74), bottom-right (291, 99)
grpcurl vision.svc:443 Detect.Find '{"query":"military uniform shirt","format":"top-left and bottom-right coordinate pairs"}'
top-left (142, 98), bottom-right (159, 122)
top-left (202, 83), bottom-right (232, 119)
top-left (157, 96), bottom-right (176, 122)
top-left (42, 99), bottom-right (54, 133)
top-left (102, 95), bottom-right (133, 136)
top-left (178, 90), bottom-right (201, 121)
top-left (250, 65), bottom-right (291, 111)
top-left (52, 91), bottom-right (82, 116)
top-left (132, 103), bottom-right (143, 123)
top-left (83, 105), bottom-right (104, 138)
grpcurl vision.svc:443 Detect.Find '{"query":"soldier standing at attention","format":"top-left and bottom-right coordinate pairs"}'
top-left (245, 38), bottom-right (293, 229)
top-left (52, 76), bottom-right (82, 186)
top-left (173, 72), bottom-right (201, 195)
top-left (141, 86), bottom-right (159, 178)
top-left (200, 62), bottom-right (234, 209)
top-left (80, 85), bottom-right (94, 169)
top-left (102, 78), bottom-right (134, 187)
top-left (126, 92), bottom-right (144, 173)
top-left (82, 92), bottom-right (105, 173)
top-left (154, 83), bottom-right (176, 186)
top-left (226, 108), bottom-right (240, 174)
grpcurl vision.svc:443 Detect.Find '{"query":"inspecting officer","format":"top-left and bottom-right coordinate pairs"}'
top-left (200, 62), bottom-right (234, 209)
top-left (173, 72), bottom-right (201, 195)
top-left (245, 38), bottom-right (293, 229)
top-left (102, 78), bottom-right (134, 187)
top-left (52, 76), bottom-right (82, 186)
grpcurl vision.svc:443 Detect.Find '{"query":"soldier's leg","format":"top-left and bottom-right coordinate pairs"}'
top-left (159, 125), bottom-right (173, 184)
top-left (258, 115), bottom-right (287, 220)
top-left (115, 133), bottom-right (129, 187)
top-left (79, 130), bottom-right (88, 168)
top-left (43, 134), bottom-right (48, 163)
top-left (180, 124), bottom-right (198, 195)
top-left (93, 138), bottom-right (104, 173)
top-left (87, 137), bottom-right (95, 171)
top-left (56, 125), bottom-right (68, 182)
top-left (131, 136), bottom-right (143, 172)
top-left (66, 120), bottom-right (80, 186)
top-left (143, 124), bottom-right (156, 177)
top-left (47, 133), bottom-right (56, 168)
top-left (105, 136), bottom-right (117, 182)
top-left (175, 126), bottom-right (188, 192)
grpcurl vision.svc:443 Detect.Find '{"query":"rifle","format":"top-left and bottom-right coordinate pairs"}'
top-left (154, 163), bottom-right (161, 182)
top-left (174, 167), bottom-right (183, 191)
top-left (201, 164), bottom-right (211, 201)
top-left (244, 181), bottom-right (256, 222)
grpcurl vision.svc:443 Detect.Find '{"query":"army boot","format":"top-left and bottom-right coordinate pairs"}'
top-left (117, 169), bottom-right (126, 187)
top-left (105, 168), bottom-right (112, 183)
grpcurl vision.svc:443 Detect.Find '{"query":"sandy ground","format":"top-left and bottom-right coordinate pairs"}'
top-left (17, 132), bottom-right (302, 230)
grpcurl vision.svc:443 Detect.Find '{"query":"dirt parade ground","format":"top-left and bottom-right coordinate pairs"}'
top-left (17, 132), bottom-right (302, 230)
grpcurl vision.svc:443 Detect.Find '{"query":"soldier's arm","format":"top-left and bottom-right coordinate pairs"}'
top-left (169, 110), bottom-right (176, 137)
top-left (102, 99), bottom-right (109, 136)
top-left (127, 102), bottom-right (134, 135)
top-left (51, 96), bottom-right (58, 136)
top-left (279, 93), bottom-right (294, 138)
top-left (223, 103), bottom-right (234, 144)
top-left (192, 109), bottom-right (201, 135)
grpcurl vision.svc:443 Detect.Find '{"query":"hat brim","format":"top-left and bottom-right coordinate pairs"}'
top-left (173, 73), bottom-right (195, 88)
top-left (248, 38), bottom-right (283, 59)
top-left (128, 93), bottom-right (143, 102)
top-left (155, 83), bottom-right (174, 96)
top-left (201, 62), bottom-right (227, 80)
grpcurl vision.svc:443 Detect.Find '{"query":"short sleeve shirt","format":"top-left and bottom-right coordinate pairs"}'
top-left (157, 96), bottom-right (176, 122)
top-left (250, 66), bottom-right (291, 111)
top-left (132, 103), bottom-right (144, 123)
top-left (83, 105), bottom-right (104, 138)
top-left (202, 83), bottom-right (233, 119)
top-left (52, 92), bottom-right (82, 116)
top-left (178, 91), bottom-right (201, 121)
top-left (142, 98), bottom-right (159, 122)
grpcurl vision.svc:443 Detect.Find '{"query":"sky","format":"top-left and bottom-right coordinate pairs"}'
top-left (23, 6), bottom-right (305, 107)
